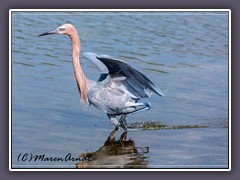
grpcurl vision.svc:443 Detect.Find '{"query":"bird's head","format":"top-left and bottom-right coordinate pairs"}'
top-left (39, 23), bottom-right (76, 36)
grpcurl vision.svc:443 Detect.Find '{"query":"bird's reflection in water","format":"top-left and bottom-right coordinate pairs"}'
top-left (76, 127), bottom-right (149, 168)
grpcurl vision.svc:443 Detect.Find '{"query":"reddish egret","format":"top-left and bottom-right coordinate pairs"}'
top-left (39, 23), bottom-right (164, 131)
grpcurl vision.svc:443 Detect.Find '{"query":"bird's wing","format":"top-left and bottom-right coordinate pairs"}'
top-left (83, 52), bottom-right (109, 82)
top-left (83, 52), bottom-right (164, 99)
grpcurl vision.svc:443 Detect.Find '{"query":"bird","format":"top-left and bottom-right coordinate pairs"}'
top-left (39, 23), bottom-right (164, 131)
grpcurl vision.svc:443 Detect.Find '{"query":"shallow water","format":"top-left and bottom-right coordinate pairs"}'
top-left (11, 11), bottom-right (229, 169)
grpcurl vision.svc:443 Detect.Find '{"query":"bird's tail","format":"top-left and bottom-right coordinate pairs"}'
top-left (132, 102), bottom-right (151, 113)
top-left (122, 102), bottom-right (151, 114)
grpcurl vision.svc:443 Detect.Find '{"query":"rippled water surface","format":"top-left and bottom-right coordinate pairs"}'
top-left (11, 11), bottom-right (229, 169)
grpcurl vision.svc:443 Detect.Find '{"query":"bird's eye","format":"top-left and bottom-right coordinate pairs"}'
top-left (58, 28), bottom-right (65, 31)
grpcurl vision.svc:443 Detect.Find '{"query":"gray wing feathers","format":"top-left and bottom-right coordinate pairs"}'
top-left (83, 52), bottom-right (164, 98)
top-left (83, 52), bottom-right (109, 74)
top-left (97, 54), bottom-right (164, 98)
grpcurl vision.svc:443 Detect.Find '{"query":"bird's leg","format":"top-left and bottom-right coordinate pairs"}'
top-left (119, 114), bottom-right (128, 131)
top-left (107, 114), bottom-right (119, 128)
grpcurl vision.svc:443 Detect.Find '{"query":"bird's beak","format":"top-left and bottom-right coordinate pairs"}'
top-left (38, 29), bottom-right (59, 36)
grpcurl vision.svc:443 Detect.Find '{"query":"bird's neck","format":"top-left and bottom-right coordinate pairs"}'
top-left (69, 30), bottom-right (89, 104)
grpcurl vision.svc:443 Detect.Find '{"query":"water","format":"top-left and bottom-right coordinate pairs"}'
top-left (11, 11), bottom-right (229, 169)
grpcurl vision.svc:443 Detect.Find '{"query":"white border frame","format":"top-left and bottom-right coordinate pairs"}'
top-left (9, 9), bottom-right (231, 171)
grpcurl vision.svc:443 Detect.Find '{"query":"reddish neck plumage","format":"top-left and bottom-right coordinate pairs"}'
top-left (68, 28), bottom-right (89, 104)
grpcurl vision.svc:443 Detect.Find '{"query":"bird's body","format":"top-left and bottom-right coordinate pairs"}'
top-left (88, 79), bottom-right (136, 115)
top-left (39, 23), bottom-right (164, 130)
